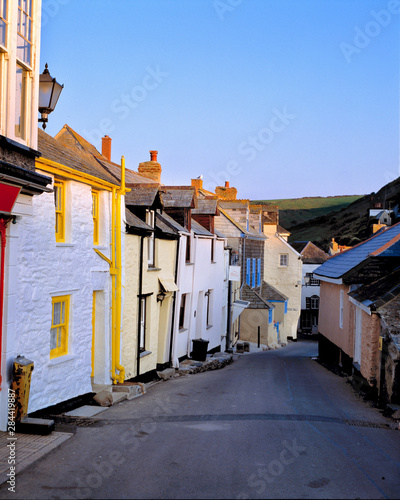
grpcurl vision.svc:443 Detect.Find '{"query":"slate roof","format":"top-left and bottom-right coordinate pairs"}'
top-left (348, 267), bottom-right (400, 310)
top-left (155, 213), bottom-right (178, 236)
top-left (292, 241), bottom-right (329, 264)
top-left (314, 223), bottom-right (400, 279)
top-left (53, 125), bottom-right (158, 185)
top-left (258, 281), bottom-right (288, 302)
top-left (214, 229), bottom-right (226, 239)
top-left (191, 218), bottom-right (213, 237)
top-left (159, 186), bottom-right (197, 208)
top-left (38, 128), bottom-right (118, 185)
top-left (192, 198), bottom-right (218, 215)
top-left (125, 184), bottom-right (161, 207)
top-left (240, 283), bottom-right (272, 309)
top-left (218, 200), bottom-right (249, 210)
top-left (125, 208), bottom-right (153, 232)
top-left (156, 210), bottom-right (187, 233)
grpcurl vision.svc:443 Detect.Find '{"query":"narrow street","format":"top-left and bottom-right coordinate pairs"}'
top-left (1, 339), bottom-right (400, 499)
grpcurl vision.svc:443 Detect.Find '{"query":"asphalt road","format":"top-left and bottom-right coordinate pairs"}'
top-left (1, 339), bottom-right (400, 499)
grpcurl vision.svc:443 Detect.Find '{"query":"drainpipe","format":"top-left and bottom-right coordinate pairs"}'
top-left (168, 234), bottom-right (180, 366)
top-left (226, 247), bottom-right (232, 352)
top-left (110, 156), bottom-right (127, 384)
top-left (0, 219), bottom-right (8, 388)
top-left (137, 235), bottom-right (145, 379)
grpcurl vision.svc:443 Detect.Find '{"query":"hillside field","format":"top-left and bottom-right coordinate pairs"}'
top-left (252, 195), bottom-right (363, 229)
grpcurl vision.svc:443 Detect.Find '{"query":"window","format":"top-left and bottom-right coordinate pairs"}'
top-left (206, 290), bottom-right (213, 327)
top-left (139, 297), bottom-right (146, 351)
top-left (279, 254), bottom-right (288, 267)
top-left (54, 180), bottom-right (65, 242)
top-left (0, 0), bottom-right (7, 49)
top-left (92, 191), bottom-right (99, 245)
top-left (339, 289), bottom-right (344, 329)
top-left (185, 235), bottom-right (191, 263)
top-left (17, 0), bottom-right (33, 66)
top-left (211, 238), bottom-right (215, 262)
top-left (15, 64), bottom-right (27, 139)
top-left (179, 293), bottom-right (187, 330)
top-left (310, 295), bottom-right (319, 309)
top-left (146, 209), bottom-right (155, 266)
top-left (268, 309), bottom-right (273, 324)
top-left (50, 295), bottom-right (70, 358)
top-left (246, 258), bottom-right (250, 286)
top-left (257, 258), bottom-right (261, 287)
top-left (284, 300), bottom-right (288, 314)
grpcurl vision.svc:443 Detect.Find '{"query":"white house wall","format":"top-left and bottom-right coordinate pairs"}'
top-left (10, 176), bottom-right (112, 415)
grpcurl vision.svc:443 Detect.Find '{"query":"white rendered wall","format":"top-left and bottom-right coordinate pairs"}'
top-left (10, 177), bottom-right (112, 415)
top-left (301, 263), bottom-right (322, 309)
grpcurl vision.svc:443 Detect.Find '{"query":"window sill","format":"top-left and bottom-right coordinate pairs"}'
top-left (56, 243), bottom-right (75, 248)
top-left (140, 350), bottom-right (152, 358)
top-left (93, 245), bottom-right (108, 251)
top-left (179, 328), bottom-right (188, 334)
top-left (185, 262), bottom-right (194, 266)
top-left (206, 325), bottom-right (213, 330)
top-left (211, 261), bottom-right (217, 264)
top-left (48, 354), bottom-right (76, 366)
top-left (147, 267), bottom-right (161, 272)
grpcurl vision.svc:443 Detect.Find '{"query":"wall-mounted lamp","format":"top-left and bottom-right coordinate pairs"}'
top-left (303, 276), bottom-right (310, 285)
top-left (157, 290), bottom-right (166, 303)
top-left (38, 64), bottom-right (64, 130)
top-left (204, 290), bottom-right (210, 297)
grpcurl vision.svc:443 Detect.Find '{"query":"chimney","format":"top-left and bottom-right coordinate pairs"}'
top-left (138, 150), bottom-right (162, 184)
top-left (215, 182), bottom-right (237, 200)
top-left (191, 178), bottom-right (203, 194)
top-left (102, 135), bottom-right (112, 161)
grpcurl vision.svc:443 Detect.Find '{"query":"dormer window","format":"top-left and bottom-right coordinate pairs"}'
top-left (146, 209), bottom-right (155, 266)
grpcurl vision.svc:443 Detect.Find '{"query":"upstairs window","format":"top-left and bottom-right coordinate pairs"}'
top-left (50, 295), bottom-right (70, 359)
top-left (279, 254), bottom-right (288, 267)
top-left (185, 235), bottom-right (191, 263)
top-left (0, 0), bottom-right (7, 49)
top-left (206, 290), bottom-right (213, 327)
top-left (17, 0), bottom-right (33, 66)
top-left (92, 191), bottom-right (99, 245)
top-left (15, 64), bottom-right (27, 139)
top-left (339, 290), bottom-right (344, 329)
top-left (54, 180), bottom-right (65, 242)
top-left (146, 209), bottom-right (155, 266)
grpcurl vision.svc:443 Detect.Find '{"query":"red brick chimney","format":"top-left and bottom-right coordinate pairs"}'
top-left (215, 181), bottom-right (237, 200)
top-left (102, 135), bottom-right (112, 161)
top-left (191, 177), bottom-right (203, 194)
top-left (138, 150), bottom-right (162, 183)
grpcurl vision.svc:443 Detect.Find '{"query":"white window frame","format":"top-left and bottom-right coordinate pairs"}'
top-left (139, 297), bottom-right (146, 351)
top-left (339, 289), bottom-right (344, 329)
top-left (146, 209), bottom-right (155, 266)
top-left (279, 254), bottom-right (288, 267)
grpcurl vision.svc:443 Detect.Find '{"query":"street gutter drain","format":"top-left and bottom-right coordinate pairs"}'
top-left (344, 419), bottom-right (391, 429)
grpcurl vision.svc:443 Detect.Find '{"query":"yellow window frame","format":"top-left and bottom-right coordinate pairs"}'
top-left (54, 180), bottom-right (65, 242)
top-left (50, 295), bottom-right (70, 359)
top-left (92, 190), bottom-right (99, 245)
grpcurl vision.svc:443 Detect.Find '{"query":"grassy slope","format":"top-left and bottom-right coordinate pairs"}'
top-left (252, 195), bottom-right (362, 230)
top-left (252, 179), bottom-right (400, 252)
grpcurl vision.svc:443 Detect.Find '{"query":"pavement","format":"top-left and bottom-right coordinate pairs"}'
top-left (0, 345), bottom-right (250, 487)
top-left (2, 338), bottom-right (397, 490)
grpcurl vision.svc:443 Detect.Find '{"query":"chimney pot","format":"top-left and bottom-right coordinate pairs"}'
top-left (102, 135), bottom-right (112, 161)
top-left (150, 150), bottom-right (158, 162)
top-left (225, 181), bottom-right (230, 188)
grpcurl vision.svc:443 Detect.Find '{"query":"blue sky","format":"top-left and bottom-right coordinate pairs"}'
top-left (40, 0), bottom-right (399, 199)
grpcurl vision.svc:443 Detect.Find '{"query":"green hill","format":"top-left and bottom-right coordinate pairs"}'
top-left (252, 195), bottom-right (362, 230)
top-left (252, 179), bottom-right (400, 252)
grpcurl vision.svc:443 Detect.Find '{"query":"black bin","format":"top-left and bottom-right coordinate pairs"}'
top-left (192, 339), bottom-right (209, 362)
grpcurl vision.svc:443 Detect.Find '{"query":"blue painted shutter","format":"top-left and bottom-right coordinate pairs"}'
top-left (257, 259), bottom-right (261, 287)
top-left (252, 258), bottom-right (256, 287)
top-left (285, 301), bottom-right (288, 314)
top-left (268, 309), bottom-right (273, 324)
top-left (246, 258), bottom-right (250, 285)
